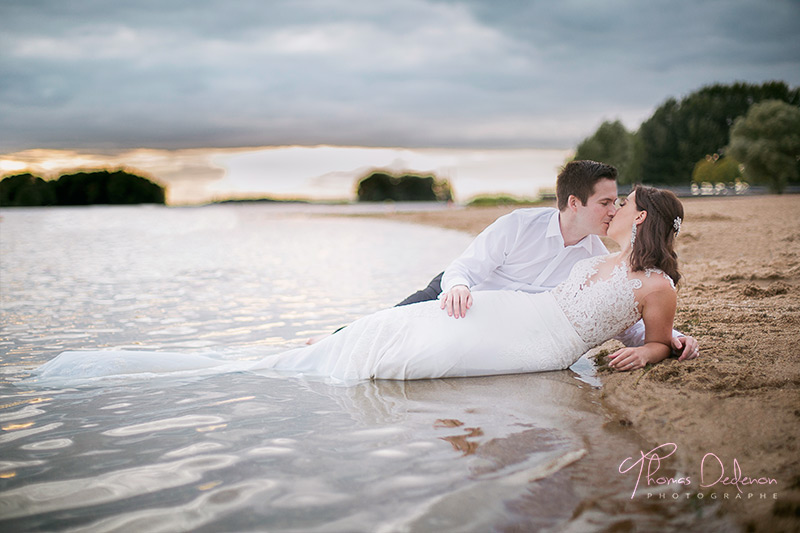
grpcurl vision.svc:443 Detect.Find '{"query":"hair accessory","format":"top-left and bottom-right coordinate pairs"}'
top-left (630, 221), bottom-right (637, 247)
top-left (673, 216), bottom-right (682, 235)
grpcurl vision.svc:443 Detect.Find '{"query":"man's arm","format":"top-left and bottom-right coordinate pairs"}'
top-left (439, 212), bottom-right (519, 318)
top-left (440, 212), bottom-right (518, 294)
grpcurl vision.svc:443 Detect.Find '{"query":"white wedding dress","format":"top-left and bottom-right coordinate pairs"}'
top-left (32, 254), bottom-right (673, 385)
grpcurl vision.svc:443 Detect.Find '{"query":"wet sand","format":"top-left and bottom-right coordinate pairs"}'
top-left (360, 195), bottom-right (800, 532)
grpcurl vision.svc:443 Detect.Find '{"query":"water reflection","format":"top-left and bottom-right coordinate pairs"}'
top-left (0, 368), bottom-right (738, 531)
top-left (437, 423), bottom-right (484, 456)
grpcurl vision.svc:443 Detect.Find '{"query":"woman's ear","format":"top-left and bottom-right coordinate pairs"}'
top-left (635, 210), bottom-right (648, 224)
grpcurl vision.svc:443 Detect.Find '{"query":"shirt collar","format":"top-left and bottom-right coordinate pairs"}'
top-left (551, 210), bottom-right (597, 252)
top-left (546, 210), bottom-right (563, 241)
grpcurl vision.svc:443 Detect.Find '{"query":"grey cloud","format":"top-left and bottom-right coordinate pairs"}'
top-left (1, 0), bottom-right (798, 152)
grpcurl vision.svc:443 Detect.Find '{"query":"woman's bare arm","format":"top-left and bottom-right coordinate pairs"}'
top-left (608, 283), bottom-right (677, 371)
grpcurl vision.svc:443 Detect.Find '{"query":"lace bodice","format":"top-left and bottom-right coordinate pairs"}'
top-left (551, 254), bottom-right (675, 346)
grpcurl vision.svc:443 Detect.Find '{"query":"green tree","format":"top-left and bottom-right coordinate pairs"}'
top-left (0, 173), bottom-right (57, 206)
top-left (710, 156), bottom-right (742, 184)
top-left (638, 98), bottom-right (684, 184)
top-left (692, 156), bottom-right (716, 184)
top-left (638, 81), bottom-right (800, 184)
top-left (574, 120), bottom-right (638, 183)
top-left (0, 169), bottom-right (166, 206)
top-left (356, 171), bottom-right (451, 202)
top-left (54, 170), bottom-right (165, 205)
top-left (727, 100), bottom-right (800, 194)
top-left (691, 154), bottom-right (742, 185)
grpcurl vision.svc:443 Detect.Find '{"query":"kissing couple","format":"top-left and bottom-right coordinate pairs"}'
top-left (260, 160), bottom-right (700, 381)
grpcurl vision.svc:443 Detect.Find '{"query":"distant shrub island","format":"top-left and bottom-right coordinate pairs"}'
top-left (356, 171), bottom-right (453, 202)
top-left (466, 194), bottom-right (545, 207)
top-left (0, 170), bottom-right (166, 207)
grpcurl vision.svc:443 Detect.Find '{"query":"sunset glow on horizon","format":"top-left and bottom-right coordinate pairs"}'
top-left (0, 146), bottom-right (573, 205)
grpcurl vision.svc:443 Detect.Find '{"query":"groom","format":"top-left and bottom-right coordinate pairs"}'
top-left (396, 160), bottom-right (699, 360)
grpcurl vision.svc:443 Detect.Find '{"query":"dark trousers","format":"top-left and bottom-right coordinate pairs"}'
top-left (395, 272), bottom-right (444, 306)
top-left (332, 272), bottom-right (444, 335)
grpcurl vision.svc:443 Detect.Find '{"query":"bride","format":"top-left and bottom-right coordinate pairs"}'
top-left (34, 186), bottom-right (684, 384)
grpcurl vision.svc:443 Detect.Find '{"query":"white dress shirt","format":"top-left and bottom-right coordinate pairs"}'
top-left (441, 207), bottom-right (671, 347)
top-left (441, 208), bottom-right (605, 294)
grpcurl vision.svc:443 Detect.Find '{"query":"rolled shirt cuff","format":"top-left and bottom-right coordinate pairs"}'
top-left (440, 276), bottom-right (472, 297)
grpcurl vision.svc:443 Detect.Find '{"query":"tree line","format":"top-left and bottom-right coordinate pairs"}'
top-left (0, 170), bottom-right (166, 207)
top-left (573, 81), bottom-right (800, 193)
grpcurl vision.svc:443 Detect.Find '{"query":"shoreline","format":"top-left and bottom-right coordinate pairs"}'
top-left (356, 195), bottom-right (800, 531)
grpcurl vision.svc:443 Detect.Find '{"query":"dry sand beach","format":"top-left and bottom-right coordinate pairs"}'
top-left (363, 194), bottom-right (800, 532)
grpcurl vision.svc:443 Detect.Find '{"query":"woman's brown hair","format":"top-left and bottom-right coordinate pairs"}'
top-left (630, 185), bottom-right (683, 285)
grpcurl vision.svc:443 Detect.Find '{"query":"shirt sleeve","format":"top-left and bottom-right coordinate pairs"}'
top-left (614, 320), bottom-right (683, 347)
top-left (440, 211), bottom-right (520, 293)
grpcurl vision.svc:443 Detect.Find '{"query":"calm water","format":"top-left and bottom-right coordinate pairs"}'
top-left (0, 205), bottom-right (736, 532)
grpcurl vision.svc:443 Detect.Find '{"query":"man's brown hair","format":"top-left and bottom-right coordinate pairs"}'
top-left (556, 160), bottom-right (618, 210)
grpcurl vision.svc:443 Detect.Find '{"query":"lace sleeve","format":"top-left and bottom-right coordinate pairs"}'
top-left (645, 268), bottom-right (676, 290)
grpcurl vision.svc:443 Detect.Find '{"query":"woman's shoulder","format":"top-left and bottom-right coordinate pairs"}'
top-left (644, 268), bottom-right (677, 290)
top-left (633, 268), bottom-right (677, 296)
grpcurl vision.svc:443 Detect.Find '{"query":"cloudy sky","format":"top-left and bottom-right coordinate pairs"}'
top-left (1, 0), bottom-right (798, 202)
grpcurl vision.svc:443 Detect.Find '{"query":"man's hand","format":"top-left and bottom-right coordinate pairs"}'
top-left (672, 335), bottom-right (700, 361)
top-left (440, 285), bottom-right (473, 319)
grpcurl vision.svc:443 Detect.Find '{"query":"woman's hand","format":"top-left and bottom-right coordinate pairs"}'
top-left (608, 346), bottom-right (652, 371)
top-left (672, 335), bottom-right (700, 361)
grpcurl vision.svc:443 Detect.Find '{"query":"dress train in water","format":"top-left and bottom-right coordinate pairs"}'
top-left (31, 292), bottom-right (589, 385)
top-left (32, 255), bottom-right (661, 386)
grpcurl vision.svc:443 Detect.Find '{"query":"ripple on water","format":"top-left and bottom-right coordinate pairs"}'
top-left (369, 449), bottom-right (410, 459)
top-left (0, 454), bottom-right (240, 520)
top-left (271, 485), bottom-right (351, 509)
top-left (19, 438), bottom-right (73, 451)
top-left (269, 437), bottom-right (298, 445)
top-left (0, 423), bottom-right (63, 444)
top-left (349, 426), bottom-right (408, 438)
top-left (101, 415), bottom-right (227, 437)
top-left (247, 446), bottom-right (295, 457)
top-left (0, 459), bottom-right (47, 470)
top-left (147, 327), bottom-right (200, 337)
top-left (99, 402), bottom-right (133, 410)
top-left (374, 475), bottom-right (434, 489)
top-left (0, 404), bottom-right (48, 422)
top-left (61, 479), bottom-right (280, 533)
top-left (162, 441), bottom-right (228, 459)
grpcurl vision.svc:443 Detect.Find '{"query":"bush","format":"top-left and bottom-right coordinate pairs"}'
top-left (0, 170), bottom-right (166, 207)
top-left (0, 174), bottom-right (57, 206)
top-left (356, 171), bottom-right (452, 202)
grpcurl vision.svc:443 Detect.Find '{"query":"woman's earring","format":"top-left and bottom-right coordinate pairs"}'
top-left (630, 221), bottom-right (637, 247)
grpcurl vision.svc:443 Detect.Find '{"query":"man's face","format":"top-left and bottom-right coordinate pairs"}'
top-left (575, 178), bottom-right (618, 236)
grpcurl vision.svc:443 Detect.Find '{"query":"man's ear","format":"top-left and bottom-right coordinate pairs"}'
top-left (567, 194), bottom-right (580, 211)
